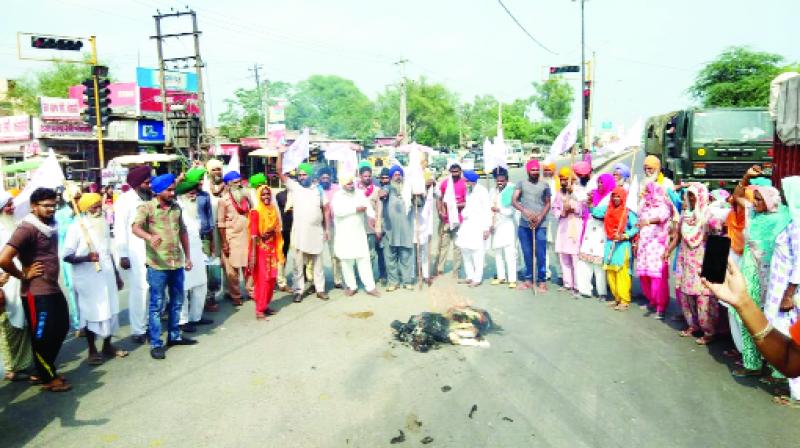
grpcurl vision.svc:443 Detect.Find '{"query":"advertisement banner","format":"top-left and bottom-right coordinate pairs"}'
top-left (139, 88), bottom-right (200, 115)
top-left (268, 123), bottom-right (286, 146)
top-left (40, 97), bottom-right (81, 121)
top-left (36, 120), bottom-right (93, 139)
top-left (268, 98), bottom-right (287, 123)
top-left (136, 67), bottom-right (198, 92)
top-left (0, 116), bottom-right (32, 142)
top-left (138, 119), bottom-right (165, 143)
top-left (68, 82), bottom-right (138, 114)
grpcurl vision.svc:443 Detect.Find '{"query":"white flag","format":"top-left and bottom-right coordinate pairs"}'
top-left (546, 119), bottom-right (579, 162)
top-left (14, 149), bottom-right (66, 221)
top-left (405, 144), bottom-right (426, 195)
top-left (482, 138), bottom-right (495, 172)
top-left (282, 128), bottom-right (310, 174)
top-left (224, 147), bottom-right (240, 176)
top-left (443, 175), bottom-right (459, 230)
top-left (323, 142), bottom-right (358, 180)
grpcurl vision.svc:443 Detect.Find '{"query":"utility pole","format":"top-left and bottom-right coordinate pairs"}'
top-left (249, 63), bottom-right (267, 137)
top-left (151, 9), bottom-right (207, 155)
top-left (395, 59), bottom-right (409, 144)
top-left (579, 0), bottom-right (587, 151)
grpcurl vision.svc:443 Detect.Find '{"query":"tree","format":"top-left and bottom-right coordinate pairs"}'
top-left (460, 95), bottom-right (500, 142)
top-left (376, 77), bottom-right (460, 147)
top-left (689, 47), bottom-right (784, 107)
top-left (6, 62), bottom-right (96, 115)
top-left (531, 79), bottom-right (572, 123)
top-left (217, 80), bottom-right (294, 141)
top-left (286, 75), bottom-right (374, 141)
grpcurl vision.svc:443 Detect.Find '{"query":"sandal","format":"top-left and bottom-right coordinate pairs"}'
top-left (41, 378), bottom-right (72, 392)
top-left (4, 371), bottom-right (31, 382)
top-left (679, 328), bottom-right (699, 337)
top-left (103, 349), bottom-right (129, 359)
top-left (88, 353), bottom-right (104, 366)
top-left (695, 335), bottom-right (714, 345)
top-left (256, 313), bottom-right (267, 321)
top-left (760, 376), bottom-right (788, 386)
top-left (614, 303), bottom-right (630, 311)
top-left (731, 368), bottom-right (762, 378)
top-left (773, 395), bottom-right (800, 408)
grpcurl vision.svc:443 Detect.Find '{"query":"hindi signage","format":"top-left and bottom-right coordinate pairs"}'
top-left (40, 97), bottom-right (81, 121)
top-left (0, 116), bottom-right (32, 142)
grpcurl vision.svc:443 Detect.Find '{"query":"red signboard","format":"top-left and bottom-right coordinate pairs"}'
top-left (139, 87), bottom-right (199, 114)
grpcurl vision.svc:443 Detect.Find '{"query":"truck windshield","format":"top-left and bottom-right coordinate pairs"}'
top-left (692, 110), bottom-right (773, 143)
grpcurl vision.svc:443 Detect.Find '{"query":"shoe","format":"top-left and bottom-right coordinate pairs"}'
top-left (490, 279), bottom-right (504, 286)
top-left (508, 282), bottom-right (517, 289)
top-left (386, 285), bottom-right (398, 292)
top-left (180, 323), bottom-right (197, 333)
top-left (132, 334), bottom-right (147, 344)
top-left (167, 337), bottom-right (198, 346)
top-left (344, 289), bottom-right (357, 297)
top-left (150, 347), bottom-right (166, 360)
top-left (195, 318), bottom-right (214, 325)
top-left (334, 283), bottom-right (344, 290)
top-left (293, 294), bottom-right (303, 303)
top-left (366, 289), bottom-right (381, 297)
top-left (317, 292), bottom-right (329, 301)
top-left (403, 284), bottom-right (415, 290)
top-left (204, 303), bottom-right (220, 312)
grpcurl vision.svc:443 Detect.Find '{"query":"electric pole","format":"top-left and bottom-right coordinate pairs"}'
top-left (151, 8), bottom-right (207, 156)
top-left (395, 59), bottom-right (409, 144)
top-left (249, 63), bottom-right (267, 137)
top-left (579, 0), bottom-right (587, 150)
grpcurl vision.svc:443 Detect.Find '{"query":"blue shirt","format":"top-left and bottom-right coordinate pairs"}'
top-left (590, 205), bottom-right (639, 270)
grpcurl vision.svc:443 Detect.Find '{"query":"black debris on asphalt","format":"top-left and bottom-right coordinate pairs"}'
top-left (421, 436), bottom-right (434, 444)
top-left (390, 430), bottom-right (406, 444)
top-left (468, 404), bottom-right (478, 419)
top-left (441, 385), bottom-right (452, 392)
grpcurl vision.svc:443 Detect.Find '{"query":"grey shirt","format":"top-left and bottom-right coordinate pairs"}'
top-left (381, 184), bottom-right (414, 248)
top-left (516, 179), bottom-right (551, 228)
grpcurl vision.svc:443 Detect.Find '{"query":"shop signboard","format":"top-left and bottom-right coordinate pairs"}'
top-left (40, 97), bottom-right (81, 121)
top-left (138, 119), bottom-right (165, 143)
top-left (136, 67), bottom-right (198, 92)
top-left (0, 116), bottom-right (31, 142)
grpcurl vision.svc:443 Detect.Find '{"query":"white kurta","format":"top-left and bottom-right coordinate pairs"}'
top-left (63, 217), bottom-right (119, 335)
top-left (331, 189), bottom-right (373, 260)
top-left (178, 197), bottom-right (208, 289)
top-left (456, 184), bottom-right (492, 250)
top-left (413, 187), bottom-right (435, 244)
top-left (0, 217), bottom-right (24, 329)
top-left (489, 184), bottom-right (516, 249)
top-left (286, 179), bottom-right (326, 255)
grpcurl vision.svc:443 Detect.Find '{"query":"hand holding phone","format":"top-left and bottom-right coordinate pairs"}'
top-left (701, 235), bottom-right (731, 284)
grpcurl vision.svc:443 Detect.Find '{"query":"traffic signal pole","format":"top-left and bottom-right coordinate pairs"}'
top-left (88, 36), bottom-right (105, 169)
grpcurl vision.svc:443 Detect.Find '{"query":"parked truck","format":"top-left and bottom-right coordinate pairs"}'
top-left (770, 73), bottom-right (800, 184)
top-left (643, 107), bottom-right (773, 189)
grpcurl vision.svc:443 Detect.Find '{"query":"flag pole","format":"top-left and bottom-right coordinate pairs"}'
top-left (64, 184), bottom-right (102, 272)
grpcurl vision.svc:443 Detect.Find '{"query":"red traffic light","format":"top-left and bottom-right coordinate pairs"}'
top-left (30, 36), bottom-right (83, 51)
top-left (549, 67), bottom-right (557, 74)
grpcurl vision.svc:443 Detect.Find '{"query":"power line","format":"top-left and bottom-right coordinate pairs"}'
top-left (496, 0), bottom-right (558, 55)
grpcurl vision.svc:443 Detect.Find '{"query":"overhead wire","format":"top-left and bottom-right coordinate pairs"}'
top-left (496, 0), bottom-right (558, 55)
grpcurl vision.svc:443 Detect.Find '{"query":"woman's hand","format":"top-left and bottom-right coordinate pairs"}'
top-left (702, 259), bottom-right (749, 309)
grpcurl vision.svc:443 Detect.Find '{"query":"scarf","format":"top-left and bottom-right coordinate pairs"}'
top-left (22, 214), bottom-right (57, 238)
top-left (361, 182), bottom-right (375, 198)
top-left (604, 187), bottom-right (628, 239)
top-left (250, 185), bottom-right (284, 264)
top-left (680, 183), bottom-right (709, 248)
top-left (500, 182), bottom-right (515, 208)
top-left (748, 205), bottom-right (791, 267)
top-left (754, 185), bottom-right (781, 212)
top-left (443, 176), bottom-right (460, 229)
top-left (593, 174), bottom-right (616, 207)
top-left (228, 188), bottom-right (251, 216)
top-left (783, 176), bottom-right (800, 224)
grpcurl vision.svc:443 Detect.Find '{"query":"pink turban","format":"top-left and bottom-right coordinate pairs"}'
top-left (573, 161), bottom-right (592, 176)
top-left (525, 159), bottom-right (540, 172)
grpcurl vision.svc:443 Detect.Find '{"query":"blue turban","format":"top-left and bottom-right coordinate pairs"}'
top-left (492, 167), bottom-right (509, 179)
top-left (750, 177), bottom-right (772, 187)
top-left (223, 171), bottom-right (241, 184)
top-left (388, 165), bottom-right (404, 179)
top-left (151, 173), bottom-right (176, 194)
top-left (317, 167), bottom-right (332, 178)
top-left (613, 163), bottom-right (631, 179)
top-left (463, 170), bottom-right (479, 182)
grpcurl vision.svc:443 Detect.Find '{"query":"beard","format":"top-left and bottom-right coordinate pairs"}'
top-left (0, 214), bottom-right (14, 231)
top-left (300, 178), bottom-right (313, 188)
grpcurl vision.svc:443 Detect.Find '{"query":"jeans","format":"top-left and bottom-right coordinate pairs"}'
top-left (146, 268), bottom-right (185, 348)
top-left (518, 225), bottom-right (546, 283)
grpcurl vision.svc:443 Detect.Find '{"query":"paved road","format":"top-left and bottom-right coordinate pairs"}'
top-left (2, 152), bottom-right (799, 447)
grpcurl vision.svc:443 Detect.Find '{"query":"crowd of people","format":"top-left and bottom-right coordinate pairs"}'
top-left (0, 147), bottom-right (798, 407)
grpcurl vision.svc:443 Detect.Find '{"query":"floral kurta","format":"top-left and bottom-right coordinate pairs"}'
top-left (635, 200), bottom-right (672, 278)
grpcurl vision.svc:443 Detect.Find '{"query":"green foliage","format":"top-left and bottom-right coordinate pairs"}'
top-left (531, 79), bottom-right (573, 123)
top-left (375, 77), bottom-right (460, 147)
top-left (285, 75), bottom-right (373, 141)
top-left (6, 62), bottom-right (95, 115)
top-left (460, 95), bottom-right (500, 142)
top-left (689, 46), bottom-right (785, 107)
top-left (217, 86), bottom-right (261, 141)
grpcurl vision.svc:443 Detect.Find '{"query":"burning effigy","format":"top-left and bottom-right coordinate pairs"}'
top-left (390, 306), bottom-right (494, 352)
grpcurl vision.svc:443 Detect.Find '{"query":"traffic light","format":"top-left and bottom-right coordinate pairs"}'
top-left (549, 65), bottom-right (580, 74)
top-left (583, 81), bottom-right (591, 120)
top-left (30, 36), bottom-right (83, 51)
top-left (82, 77), bottom-right (113, 128)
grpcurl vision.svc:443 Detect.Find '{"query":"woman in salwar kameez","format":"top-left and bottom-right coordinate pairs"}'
top-left (636, 182), bottom-right (673, 318)
top-left (733, 185), bottom-right (791, 377)
top-left (763, 177), bottom-right (800, 406)
top-left (591, 187), bottom-right (638, 310)
top-left (666, 183), bottom-right (718, 342)
top-left (575, 174), bottom-right (616, 300)
top-left (248, 185), bottom-right (284, 320)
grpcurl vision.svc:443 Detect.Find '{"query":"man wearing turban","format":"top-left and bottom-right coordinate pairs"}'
top-left (541, 161), bottom-right (560, 284)
top-left (456, 170), bottom-right (491, 286)
top-left (216, 171), bottom-right (251, 306)
top-left (380, 165), bottom-right (416, 291)
top-left (513, 159), bottom-right (552, 292)
top-left (177, 175), bottom-right (214, 332)
top-left (488, 167), bottom-right (518, 288)
top-left (63, 192), bottom-right (127, 365)
top-left (317, 166), bottom-right (343, 289)
top-left (113, 165), bottom-right (153, 344)
top-left (435, 163), bottom-right (466, 279)
top-left (132, 173), bottom-right (197, 360)
top-left (278, 149), bottom-right (330, 302)
top-left (356, 164), bottom-right (384, 286)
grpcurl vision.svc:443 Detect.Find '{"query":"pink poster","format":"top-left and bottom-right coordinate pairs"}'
top-left (139, 87), bottom-right (199, 115)
top-left (68, 82), bottom-right (137, 113)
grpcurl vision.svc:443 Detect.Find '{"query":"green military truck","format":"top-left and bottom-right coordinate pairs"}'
top-left (643, 108), bottom-right (774, 188)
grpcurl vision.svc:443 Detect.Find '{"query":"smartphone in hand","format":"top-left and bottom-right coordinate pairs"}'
top-left (701, 235), bottom-right (731, 284)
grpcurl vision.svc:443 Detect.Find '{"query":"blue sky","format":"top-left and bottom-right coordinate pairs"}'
top-left (2, 0), bottom-right (798, 134)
